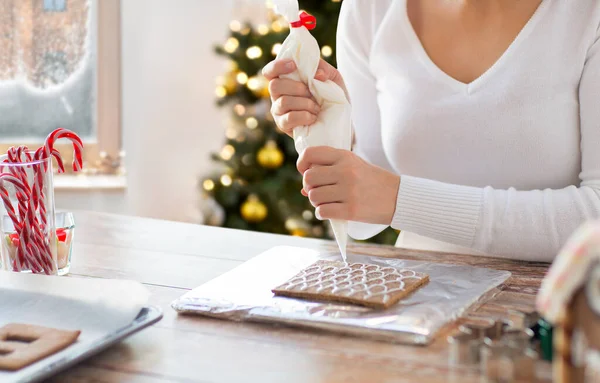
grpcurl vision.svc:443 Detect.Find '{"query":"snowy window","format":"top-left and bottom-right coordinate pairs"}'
top-left (0, 0), bottom-right (122, 176)
top-left (44, 0), bottom-right (67, 12)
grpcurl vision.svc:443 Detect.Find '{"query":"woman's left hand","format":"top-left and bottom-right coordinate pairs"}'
top-left (297, 146), bottom-right (401, 225)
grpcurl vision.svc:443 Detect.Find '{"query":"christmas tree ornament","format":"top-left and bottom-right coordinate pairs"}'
top-left (257, 141), bottom-right (284, 169)
top-left (241, 194), bottom-right (268, 223)
top-left (274, 0), bottom-right (352, 262)
top-left (222, 72), bottom-right (237, 93)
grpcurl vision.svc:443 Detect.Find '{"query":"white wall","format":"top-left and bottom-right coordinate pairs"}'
top-left (56, 0), bottom-right (269, 223)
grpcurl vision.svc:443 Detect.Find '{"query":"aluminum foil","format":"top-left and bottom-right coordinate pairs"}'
top-left (172, 246), bottom-right (511, 345)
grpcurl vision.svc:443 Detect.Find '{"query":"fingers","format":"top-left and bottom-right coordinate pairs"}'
top-left (268, 78), bottom-right (311, 99)
top-left (272, 95), bottom-right (320, 135)
top-left (277, 112), bottom-right (318, 135)
top-left (314, 59), bottom-right (348, 100)
top-left (303, 166), bottom-right (338, 192)
top-left (262, 59), bottom-right (296, 81)
top-left (297, 147), bottom-right (342, 174)
top-left (308, 185), bottom-right (343, 207)
top-left (314, 59), bottom-right (345, 87)
top-left (315, 203), bottom-right (346, 221)
top-left (272, 96), bottom-right (320, 117)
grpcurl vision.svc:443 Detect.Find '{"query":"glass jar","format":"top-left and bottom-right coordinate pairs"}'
top-left (0, 153), bottom-right (57, 275)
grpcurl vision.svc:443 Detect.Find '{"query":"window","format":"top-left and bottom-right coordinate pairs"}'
top-left (0, 0), bottom-right (122, 177)
top-left (44, 0), bottom-right (67, 12)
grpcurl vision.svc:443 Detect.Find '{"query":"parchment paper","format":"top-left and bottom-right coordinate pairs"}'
top-left (0, 272), bottom-right (149, 382)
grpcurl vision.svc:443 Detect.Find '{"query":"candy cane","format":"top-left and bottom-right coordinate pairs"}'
top-left (2, 148), bottom-right (58, 274)
top-left (1, 129), bottom-right (84, 274)
top-left (42, 128), bottom-right (84, 172)
top-left (0, 173), bottom-right (33, 272)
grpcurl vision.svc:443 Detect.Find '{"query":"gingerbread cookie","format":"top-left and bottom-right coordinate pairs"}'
top-left (272, 260), bottom-right (429, 309)
top-left (0, 323), bottom-right (81, 371)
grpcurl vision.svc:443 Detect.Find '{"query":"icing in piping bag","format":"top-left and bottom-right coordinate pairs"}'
top-left (273, 0), bottom-right (353, 262)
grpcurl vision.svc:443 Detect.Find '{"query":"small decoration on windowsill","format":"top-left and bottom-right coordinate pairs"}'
top-left (537, 222), bottom-right (600, 383)
top-left (60, 150), bottom-right (125, 177)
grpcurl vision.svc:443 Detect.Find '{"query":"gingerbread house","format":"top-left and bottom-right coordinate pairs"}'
top-left (537, 222), bottom-right (600, 383)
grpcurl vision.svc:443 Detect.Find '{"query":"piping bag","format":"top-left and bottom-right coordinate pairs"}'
top-left (273, 0), bottom-right (353, 262)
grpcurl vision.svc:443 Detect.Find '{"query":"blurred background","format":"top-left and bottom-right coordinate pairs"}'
top-left (0, 0), bottom-right (397, 245)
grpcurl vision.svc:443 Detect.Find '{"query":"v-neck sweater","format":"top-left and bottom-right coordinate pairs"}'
top-left (336, 0), bottom-right (600, 261)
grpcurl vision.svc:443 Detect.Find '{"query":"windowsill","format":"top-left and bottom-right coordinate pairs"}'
top-left (53, 174), bottom-right (127, 191)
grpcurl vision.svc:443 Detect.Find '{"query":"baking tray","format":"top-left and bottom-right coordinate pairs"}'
top-left (3, 306), bottom-right (163, 383)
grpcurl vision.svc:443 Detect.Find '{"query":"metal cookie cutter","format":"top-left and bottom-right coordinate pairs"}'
top-left (480, 337), bottom-right (515, 382)
top-left (507, 309), bottom-right (540, 330)
top-left (458, 317), bottom-right (496, 340)
top-left (480, 329), bottom-right (537, 382)
top-left (448, 330), bottom-right (481, 366)
top-left (449, 317), bottom-right (495, 365)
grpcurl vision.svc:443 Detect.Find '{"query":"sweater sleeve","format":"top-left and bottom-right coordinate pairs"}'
top-left (393, 28), bottom-right (600, 262)
top-left (337, 0), bottom-right (397, 240)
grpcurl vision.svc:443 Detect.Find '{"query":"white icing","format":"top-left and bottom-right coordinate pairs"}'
top-left (282, 262), bottom-right (424, 303)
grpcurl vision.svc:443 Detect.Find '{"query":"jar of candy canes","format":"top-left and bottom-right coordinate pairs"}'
top-left (0, 128), bottom-right (83, 275)
top-left (0, 153), bottom-right (58, 275)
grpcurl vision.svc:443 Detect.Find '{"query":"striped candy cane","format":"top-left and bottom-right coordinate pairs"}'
top-left (1, 128), bottom-right (83, 274)
top-left (41, 128), bottom-right (84, 172)
top-left (4, 147), bottom-right (57, 272)
top-left (0, 173), bottom-right (32, 272)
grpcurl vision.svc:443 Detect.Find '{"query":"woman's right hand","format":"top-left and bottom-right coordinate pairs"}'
top-left (262, 58), bottom-right (348, 136)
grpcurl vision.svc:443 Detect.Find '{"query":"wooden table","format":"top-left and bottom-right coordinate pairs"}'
top-left (51, 212), bottom-right (552, 383)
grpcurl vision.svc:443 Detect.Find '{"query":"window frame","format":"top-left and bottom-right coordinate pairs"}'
top-left (0, 0), bottom-right (122, 177)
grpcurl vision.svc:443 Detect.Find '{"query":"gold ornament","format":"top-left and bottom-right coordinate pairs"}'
top-left (241, 194), bottom-right (268, 223)
top-left (224, 74), bottom-right (237, 92)
top-left (290, 228), bottom-right (308, 237)
top-left (257, 141), bottom-right (284, 169)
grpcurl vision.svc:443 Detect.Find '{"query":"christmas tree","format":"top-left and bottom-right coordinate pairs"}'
top-left (200, 0), bottom-right (398, 245)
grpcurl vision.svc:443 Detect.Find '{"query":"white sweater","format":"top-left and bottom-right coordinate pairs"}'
top-left (336, 0), bottom-right (600, 262)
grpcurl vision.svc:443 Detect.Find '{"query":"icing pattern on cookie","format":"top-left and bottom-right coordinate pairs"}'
top-left (282, 262), bottom-right (423, 303)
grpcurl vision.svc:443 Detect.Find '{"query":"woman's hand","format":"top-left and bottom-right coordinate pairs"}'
top-left (262, 58), bottom-right (348, 136)
top-left (297, 146), bottom-right (400, 225)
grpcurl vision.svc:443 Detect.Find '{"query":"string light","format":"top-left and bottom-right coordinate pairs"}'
top-left (257, 24), bottom-right (269, 35)
top-left (226, 60), bottom-right (238, 71)
top-left (229, 20), bottom-right (241, 32)
top-left (246, 46), bottom-right (263, 59)
top-left (271, 43), bottom-right (282, 56)
top-left (234, 104), bottom-right (246, 116)
top-left (246, 117), bottom-right (259, 129)
top-left (247, 76), bottom-right (261, 91)
top-left (225, 127), bottom-right (237, 139)
top-left (220, 174), bottom-right (233, 186)
top-left (272, 20), bottom-right (285, 32)
top-left (224, 37), bottom-right (239, 53)
top-left (321, 45), bottom-right (333, 58)
top-left (236, 72), bottom-right (248, 84)
top-left (241, 27), bottom-right (251, 35)
top-left (302, 210), bottom-right (314, 220)
top-left (215, 86), bottom-right (227, 98)
top-left (220, 145), bottom-right (235, 160)
top-left (265, 0), bottom-right (274, 8)
top-left (203, 179), bottom-right (215, 191)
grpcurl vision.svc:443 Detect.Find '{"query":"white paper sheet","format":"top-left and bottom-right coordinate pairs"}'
top-left (0, 272), bottom-right (149, 382)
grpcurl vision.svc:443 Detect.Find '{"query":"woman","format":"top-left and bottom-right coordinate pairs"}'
top-left (262, 0), bottom-right (600, 262)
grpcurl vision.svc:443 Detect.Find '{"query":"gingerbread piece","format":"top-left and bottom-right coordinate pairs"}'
top-left (272, 260), bottom-right (429, 309)
top-left (0, 323), bottom-right (81, 371)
